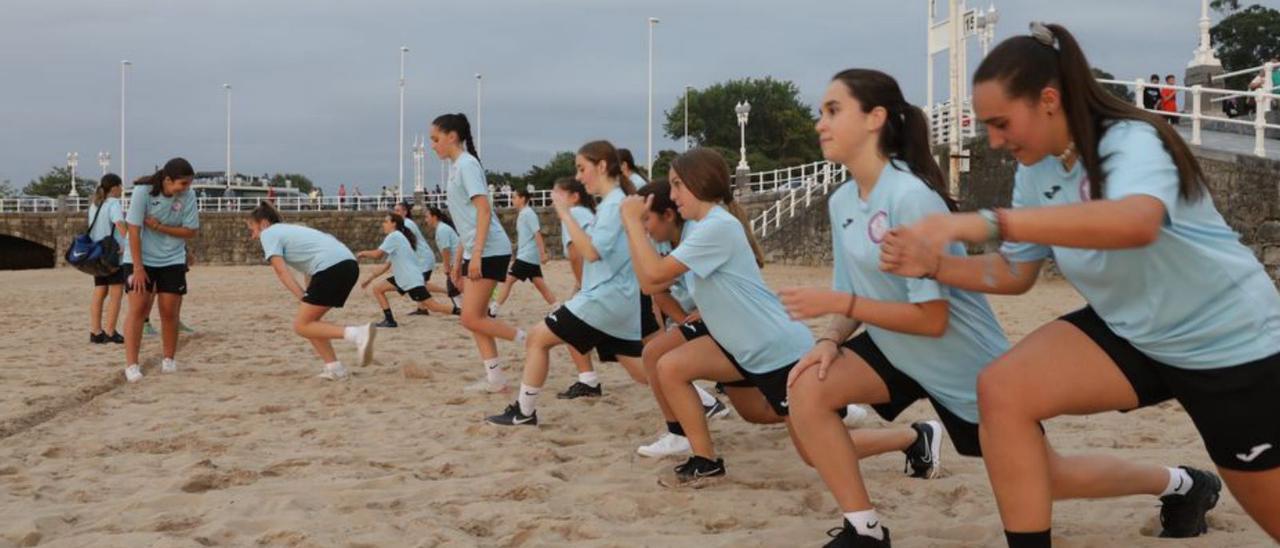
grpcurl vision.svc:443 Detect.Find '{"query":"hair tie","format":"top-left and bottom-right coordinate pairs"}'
top-left (1029, 22), bottom-right (1056, 48)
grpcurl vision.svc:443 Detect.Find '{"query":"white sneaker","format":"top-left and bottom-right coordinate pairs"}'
top-left (463, 379), bottom-right (509, 394)
top-left (355, 323), bottom-right (377, 367)
top-left (161, 358), bottom-right (177, 374)
top-left (124, 364), bottom-right (143, 383)
top-left (487, 302), bottom-right (500, 318)
top-left (318, 363), bottom-right (349, 381)
top-left (843, 404), bottom-right (870, 427)
top-left (637, 432), bottom-right (692, 458)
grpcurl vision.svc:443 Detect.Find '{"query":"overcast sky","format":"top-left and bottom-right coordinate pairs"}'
top-left (2, 0), bottom-right (1275, 193)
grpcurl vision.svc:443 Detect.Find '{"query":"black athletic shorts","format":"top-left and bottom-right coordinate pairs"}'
top-left (640, 293), bottom-right (661, 338)
top-left (93, 268), bottom-right (125, 286)
top-left (303, 260), bottom-right (358, 308)
top-left (387, 276), bottom-right (429, 302)
top-left (509, 259), bottom-right (543, 281)
top-left (843, 332), bottom-right (983, 457)
top-left (546, 306), bottom-right (642, 362)
top-left (461, 254), bottom-right (510, 283)
top-left (123, 264), bottom-right (188, 295)
top-left (1062, 306), bottom-right (1280, 471)
top-left (676, 319), bottom-right (794, 416)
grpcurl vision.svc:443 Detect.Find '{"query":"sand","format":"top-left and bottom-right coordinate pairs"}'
top-left (0, 262), bottom-right (1272, 547)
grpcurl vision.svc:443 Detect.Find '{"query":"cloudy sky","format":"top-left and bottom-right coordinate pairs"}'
top-left (2, 0), bottom-right (1274, 193)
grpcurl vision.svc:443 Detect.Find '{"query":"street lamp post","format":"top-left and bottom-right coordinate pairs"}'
top-left (398, 46), bottom-right (409, 199)
top-left (98, 151), bottom-right (111, 176)
top-left (120, 60), bottom-right (132, 186)
top-left (67, 152), bottom-right (80, 197)
top-left (647, 17), bottom-right (660, 175)
top-left (223, 84), bottom-right (233, 188)
top-left (684, 85), bottom-right (692, 151)
top-left (734, 101), bottom-right (751, 172)
top-left (475, 73), bottom-right (483, 159)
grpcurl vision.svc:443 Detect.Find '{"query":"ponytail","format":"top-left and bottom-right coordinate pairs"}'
top-left (554, 177), bottom-right (596, 213)
top-left (146, 157), bottom-right (196, 197)
top-left (94, 173), bottom-right (122, 207)
top-left (671, 148), bottom-right (764, 268)
top-left (432, 113), bottom-right (479, 162)
top-left (831, 68), bottom-right (955, 211)
top-left (577, 140), bottom-right (635, 195)
top-left (389, 212), bottom-right (417, 250)
top-left (250, 200), bottom-right (282, 224)
top-left (427, 206), bottom-right (456, 231)
top-left (975, 22), bottom-right (1206, 201)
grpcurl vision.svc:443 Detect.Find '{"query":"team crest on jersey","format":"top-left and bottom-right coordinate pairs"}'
top-left (171, 200), bottom-right (184, 212)
top-left (867, 211), bottom-right (889, 243)
top-left (1078, 176), bottom-right (1092, 202)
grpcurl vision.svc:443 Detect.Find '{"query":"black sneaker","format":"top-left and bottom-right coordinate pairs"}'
top-left (1158, 466), bottom-right (1221, 538)
top-left (407, 309), bottom-right (429, 316)
top-left (485, 403), bottom-right (538, 426)
top-left (108, 332), bottom-right (125, 344)
top-left (825, 520), bottom-right (892, 547)
top-left (451, 306), bottom-right (462, 316)
top-left (903, 420), bottom-right (943, 479)
top-left (703, 399), bottom-right (730, 419)
top-left (659, 455), bottom-right (725, 488)
top-left (556, 381), bottom-right (602, 399)
top-left (374, 319), bottom-right (399, 328)
top-left (90, 332), bottom-right (107, 344)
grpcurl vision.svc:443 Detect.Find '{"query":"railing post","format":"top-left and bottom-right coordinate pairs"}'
top-left (1134, 78), bottom-right (1145, 109)
top-left (1256, 81), bottom-right (1269, 157)
top-left (1191, 85), bottom-right (1203, 146)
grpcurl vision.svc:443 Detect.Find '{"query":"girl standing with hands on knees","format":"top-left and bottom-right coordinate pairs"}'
top-left (246, 201), bottom-right (375, 379)
top-left (881, 23), bottom-right (1274, 546)
top-left (122, 159), bottom-right (198, 383)
top-left (778, 69), bottom-right (1011, 548)
top-left (87, 173), bottom-right (127, 344)
top-left (485, 140), bottom-right (647, 426)
top-left (430, 113), bottom-right (527, 393)
top-left (619, 147), bottom-right (811, 487)
top-left (355, 213), bottom-right (432, 327)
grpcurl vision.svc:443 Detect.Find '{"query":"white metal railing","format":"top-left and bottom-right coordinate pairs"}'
top-left (749, 162), bottom-right (847, 238)
top-left (0, 190), bottom-right (562, 215)
top-left (1098, 78), bottom-right (1280, 157)
top-left (743, 160), bottom-right (832, 195)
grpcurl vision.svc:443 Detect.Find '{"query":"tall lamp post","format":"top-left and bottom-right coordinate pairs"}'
top-left (120, 60), bottom-right (132, 186)
top-left (734, 101), bottom-right (751, 172)
top-left (398, 46), bottom-right (409, 199)
top-left (683, 85), bottom-right (692, 151)
top-left (98, 151), bottom-right (111, 176)
top-left (646, 17), bottom-right (660, 175)
top-left (223, 84), bottom-right (233, 188)
top-left (67, 152), bottom-right (80, 197)
top-left (475, 73), bottom-right (483, 159)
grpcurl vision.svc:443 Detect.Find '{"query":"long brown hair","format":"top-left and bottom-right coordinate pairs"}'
top-left (388, 212), bottom-right (417, 250)
top-left (554, 177), bottom-right (596, 213)
top-left (431, 113), bottom-right (480, 162)
top-left (671, 148), bottom-right (764, 267)
top-left (577, 140), bottom-right (636, 195)
top-left (250, 200), bottom-right (282, 224)
top-left (833, 68), bottom-right (955, 211)
top-left (974, 23), bottom-right (1205, 201)
top-left (93, 173), bottom-right (122, 207)
top-left (146, 158), bottom-right (195, 197)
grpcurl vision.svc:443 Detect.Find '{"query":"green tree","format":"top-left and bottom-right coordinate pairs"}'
top-left (651, 150), bottom-right (679, 181)
top-left (1092, 68), bottom-right (1134, 103)
top-left (270, 173), bottom-right (315, 194)
top-left (1211, 0), bottom-right (1242, 13)
top-left (663, 77), bottom-right (820, 172)
top-left (1211, 5), bottom-right (1280, 89)
top-left (0, 179), bottom-right (15, 198)
top-left (23, 166), bottom-right (94, 197)
top-left (520, 151), bottom-right (577, 191)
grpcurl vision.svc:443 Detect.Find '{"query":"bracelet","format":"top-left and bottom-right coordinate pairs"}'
top-left (844, 293), bottom-right (858, 318)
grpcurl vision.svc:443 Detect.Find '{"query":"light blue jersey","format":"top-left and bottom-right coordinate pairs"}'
top-left (1001, 120), bottom-right (1280, 369)
top-left (125, 185), bottom-right (199, 267)
top-left (515, 206), bottom-right (541, 264)
top-left (830, 164), bottom-right (1009, 422)
top-left (445, 152), bottom-right (511, 260)
top-left (379, 230), bottom-right (424, 290)
top-left (629, 172), bottom-right (647, 191)
top-left (88, 197), bottom-right (125, 247)
top-left (561, 206), bottom-right (595, 255)
top-left (655, 239), bottom-right (695, 313)
top-left (259, 223), bottom-right (355, 276)
top-left (403, 217), bottom-right (435, 272)
top-left (671, 206), bottom-right (812, 374)
top-left (434, 222), bottom-right (460, 263)
top-left (565, 187), bottom-right (641, 340)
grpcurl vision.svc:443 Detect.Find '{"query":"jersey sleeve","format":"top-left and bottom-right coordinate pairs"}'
top-left (670, 217), bottom-right (734, 278)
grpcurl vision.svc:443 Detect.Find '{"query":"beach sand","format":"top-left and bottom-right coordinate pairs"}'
top-left (0, 263), bottom-right (1272, 547)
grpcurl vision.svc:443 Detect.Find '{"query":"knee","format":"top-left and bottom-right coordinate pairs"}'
top-left (655, 355), bottom-right (686, 387)
top-left (459, 312), bottom-right (484, 331)
top-left (977, 361), bottom-right (1025, 422)
top-left (524, 324), bottom-right (555, 352)
top-left (787, 371), bottom-right (833, 417)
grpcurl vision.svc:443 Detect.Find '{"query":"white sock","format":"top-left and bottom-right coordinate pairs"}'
top-left (1161, 467), bottom-right (1194, 497)
top-left (514, 329), bottom-right (528, 346)
top-left (842, 509), bottom-right (885, 541)
top-left (578, 371), bottom-right (600, 387)
top-left (343, 326), bottom-right (360, 342)
top-left (518, 384), bottom-right (541, 416)
top-left (695, 384), bottom-right (717, 407)
top-left (325, 361), bottom-right (343, 371)
top-left (484, 358), bottom-right (506, 385)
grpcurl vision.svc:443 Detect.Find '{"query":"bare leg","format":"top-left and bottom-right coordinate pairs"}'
top-left (459, 278), bottom-right (518, 360)
top-left (293, 303), bottom-right (341, 363)
top-left (494, 275), bottom-right (518, 306)
top-left (530, 276), bottom-right (557, 305)
top-left (124, 289), bottom-right (154, 365)
top-left (1218, 467), bottom-right (1280, 541)
top-left (104, 284), bottom-right (124, 334)
top-left (656, 336), bottom-right (749, 459)
top-left (156, 293), bottom-right (182, 360)
top-left (90, 285), bottom-right (107, 334)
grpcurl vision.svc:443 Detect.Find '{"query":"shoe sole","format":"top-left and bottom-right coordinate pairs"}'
top-left (657, 473), bottom-right (724, 489)
top-left (637, 447), bottom-right (691, 458)
top-left (706, 406), bottom-right (731, 420)
top-left (1161, 471), bottom-right (1222, 538)
top-left (359, 324), bottom-right (377, 367)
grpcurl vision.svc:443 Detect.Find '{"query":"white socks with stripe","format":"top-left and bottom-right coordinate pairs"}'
top-left (578, 371), bottom-right (600, 388)
top-left (1161, 467), bottom-right (1194, 497)
top-left (518, 384), bottom-right (541, 416)
top-left (484, 358), bottom-right (506, 385)
top-left (843, 509), bottom-right (885, 540)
